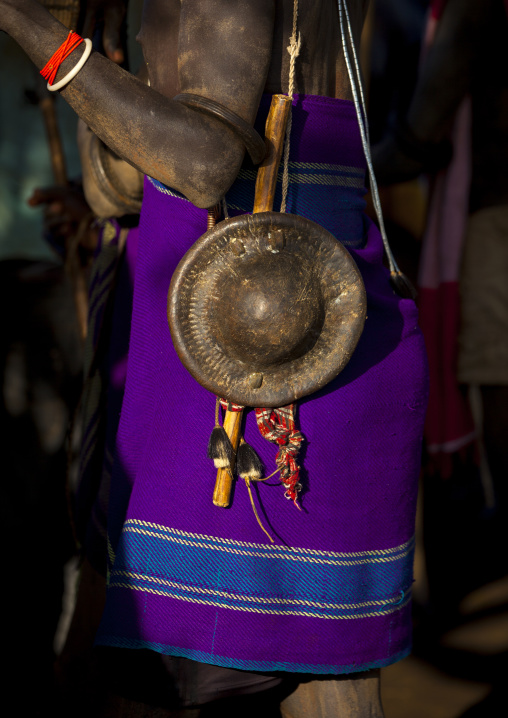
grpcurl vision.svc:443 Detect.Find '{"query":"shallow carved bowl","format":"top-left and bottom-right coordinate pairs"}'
top-left (168, 212), bottom-right (367, 408)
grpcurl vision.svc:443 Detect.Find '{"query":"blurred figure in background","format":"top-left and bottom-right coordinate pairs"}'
top-left (0, 30), bottom-right (83, 713)
top-left (374, 0), bottom-right (508, 626)
top-left (369, 0), bottom-right (430, 146)
top-left (0, 4), bottom-right (144, 713)
top-left (367, 0), bottom-right (430, 296)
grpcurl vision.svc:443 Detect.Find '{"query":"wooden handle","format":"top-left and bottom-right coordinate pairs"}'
top-left (213, 409), bottom-right (244, 507)
top-left (253, 95), bottom-right (292, 214)
top-left (213, 96), bottom-right (291, 508)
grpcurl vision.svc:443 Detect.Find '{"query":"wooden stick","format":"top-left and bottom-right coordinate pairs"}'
top-left (38, 88), bottom-right (68, 186)
top-left (253, 95), bottom-right (292, 213)
top-left (212, 94), bottom-right (292, 507)
top-left (212, 409), bottom-right (243, 507)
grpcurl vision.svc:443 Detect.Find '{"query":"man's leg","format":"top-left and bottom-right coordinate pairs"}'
top-left (280, 671), bottom-right (385, 718)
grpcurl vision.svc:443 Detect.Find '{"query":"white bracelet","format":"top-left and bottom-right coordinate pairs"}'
top-left (47, 38), bottom-right (93, 92)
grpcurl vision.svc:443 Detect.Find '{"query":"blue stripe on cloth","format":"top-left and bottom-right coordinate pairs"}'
top-left (147, 177), bottom-right (189, 202)
top-left (147, 160), bottom-right (367, 249)
top-left (109, 519), bottom-right (414, 621)
top-left (225, 162), bottom-right (367, 248)
top-left (95, 636), bottom-right (412, 675)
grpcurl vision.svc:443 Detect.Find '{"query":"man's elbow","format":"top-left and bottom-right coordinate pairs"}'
top-left (151, 133), bottom-right (246, 209)
top-left (183, 171), bottom-right (240, 209)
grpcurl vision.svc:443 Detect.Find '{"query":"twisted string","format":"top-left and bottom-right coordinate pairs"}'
top-left (244, 478), bottom-right (275, 543)
top-left (214, 395), bottom-right (221, 427)
top-left (280, 0), bottom-right (301, 213)
top-left (219, 398), bottom-right (243, 412)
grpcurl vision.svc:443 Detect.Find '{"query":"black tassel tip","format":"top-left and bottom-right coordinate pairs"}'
top-left (390, 271), bottom-right (417, 301)
top-left (236, 442), bottom-right (263, 480)
top-left (207, 427), bottom-right (233, 468)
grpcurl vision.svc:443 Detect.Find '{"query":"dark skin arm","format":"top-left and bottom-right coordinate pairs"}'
top-left (1, 0), bottom-right (275, 207)
top-left (405, 0), bottom-right (488, 143)
top-left (76, 62), bottom-right (149, 219)
top-left (373, 0), bottom-right (490, 184)
top-left (2, 1), bottom-right (370, 203)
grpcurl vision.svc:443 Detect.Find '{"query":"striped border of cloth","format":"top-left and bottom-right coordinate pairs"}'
top-left (108, 519), bottom-right (414, 621)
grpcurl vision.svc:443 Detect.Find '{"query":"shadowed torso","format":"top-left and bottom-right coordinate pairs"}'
top-left (139, 0), bottom-right (368, 101)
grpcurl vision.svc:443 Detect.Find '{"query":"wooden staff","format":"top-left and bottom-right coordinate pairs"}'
top-left (213, 94), bottom-right (293, 508)
top-left (36, 1), bottom-right (89, 341)
top-left (37, 79), bottom-right (68, 186)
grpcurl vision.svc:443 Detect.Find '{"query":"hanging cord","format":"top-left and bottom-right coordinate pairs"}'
top-left (280, 0), bottom-right (301, 212)
top-left (337, 0), bottom-right (405, 281)
top-left (215, 394), bottom-right (221, 426)
top-left (244, 477), bottom-right (275, 543)
top-left (236, 436), bottom-right (276, 543)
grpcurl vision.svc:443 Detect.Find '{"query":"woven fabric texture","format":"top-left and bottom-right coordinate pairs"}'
top-left (95, 95), bottom-right (429, 675)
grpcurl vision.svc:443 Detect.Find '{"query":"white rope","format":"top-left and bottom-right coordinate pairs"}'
top-left (280, 0), bottom-right (301, 213)
top-left (337, 0), bottom-right (400, 274)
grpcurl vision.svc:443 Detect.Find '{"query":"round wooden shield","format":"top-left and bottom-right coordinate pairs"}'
top-left (168, 212), bottom-right (366, 407)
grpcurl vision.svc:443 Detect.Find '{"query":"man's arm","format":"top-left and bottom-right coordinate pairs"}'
top-left (373, 0), bottom-right (491, 184)
top-left (1, 0), bottom-right (275, 207)
top-left (405, 0), bottom-right (489, 144)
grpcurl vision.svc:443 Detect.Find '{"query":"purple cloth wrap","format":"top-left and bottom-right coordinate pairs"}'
top-left (96, 95), bottom-right (429, 675)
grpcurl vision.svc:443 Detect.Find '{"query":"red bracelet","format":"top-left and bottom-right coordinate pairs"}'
top-left (40, 31), bottom-right (84, 87)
